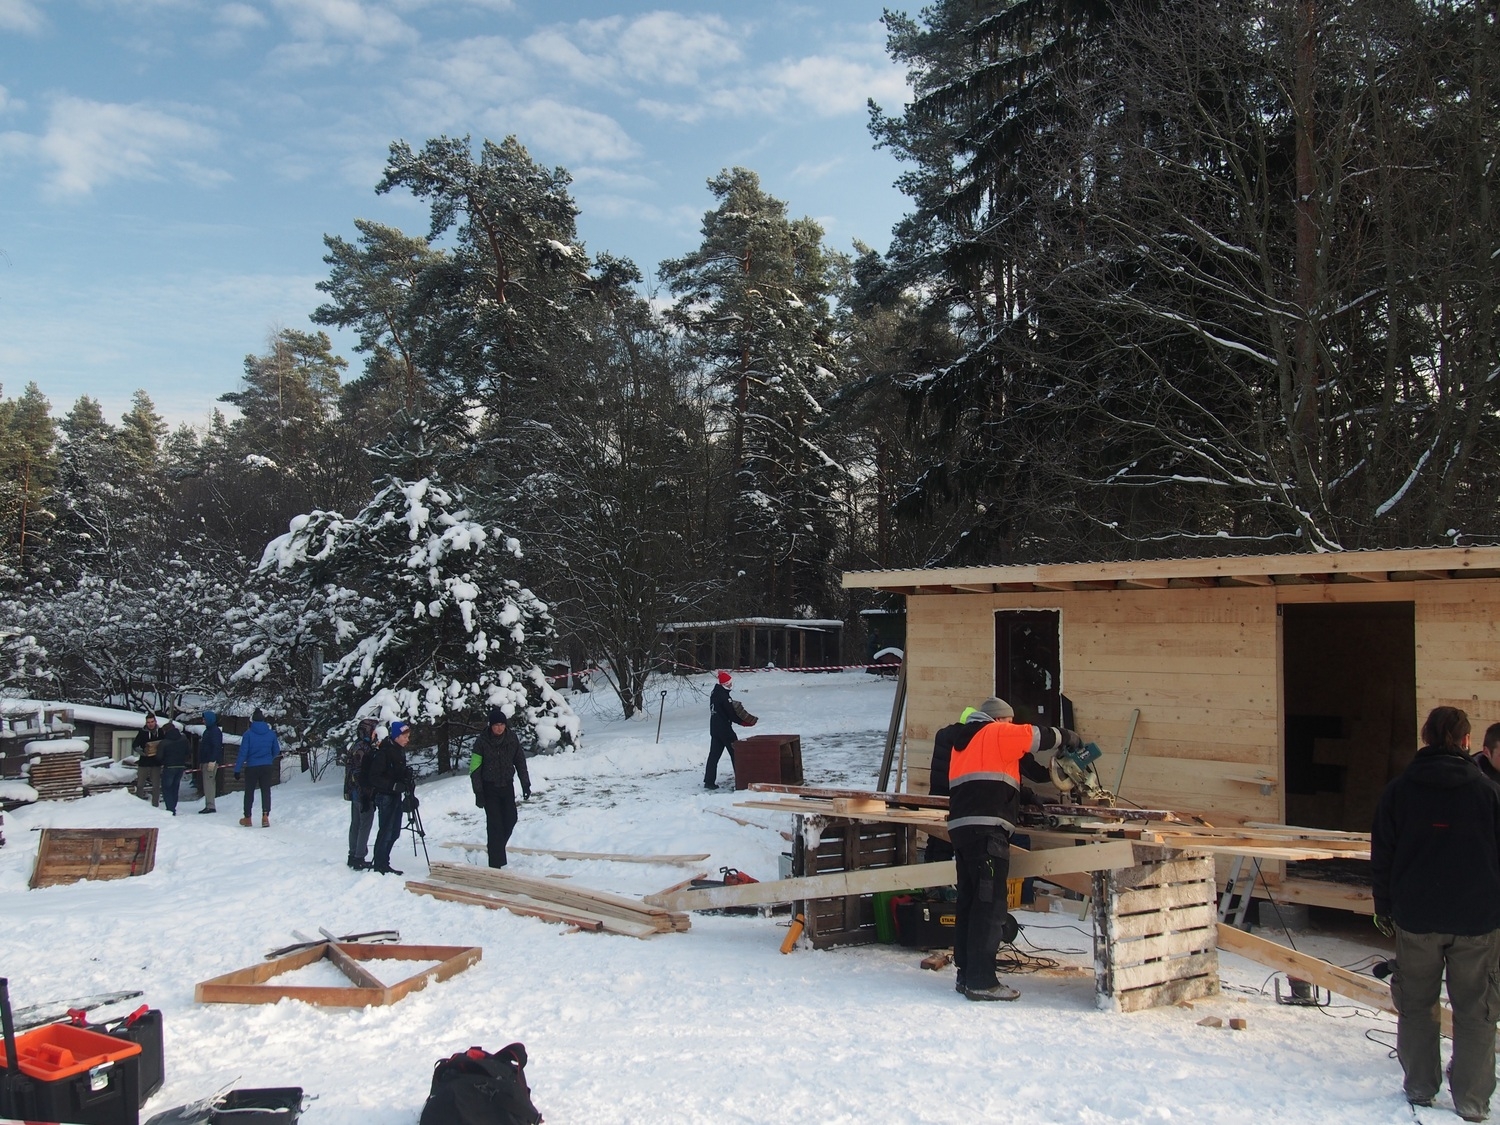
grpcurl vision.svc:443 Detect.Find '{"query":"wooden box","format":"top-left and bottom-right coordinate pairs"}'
top-left (794, 816), bottom-right (920, 949)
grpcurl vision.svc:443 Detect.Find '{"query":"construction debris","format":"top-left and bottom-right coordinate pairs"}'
top-left (195, 942), bottom-right (481, 1008)
top-left (410, 861), bottom-right (690, 939)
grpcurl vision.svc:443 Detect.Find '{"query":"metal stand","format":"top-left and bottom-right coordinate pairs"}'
top-left (405, 800), bottom-right (430, 866)
top-left (1216, 855), bottom-right (1262, 928)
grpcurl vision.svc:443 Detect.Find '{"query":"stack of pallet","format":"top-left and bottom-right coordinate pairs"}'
top-left (409, 861), bottom-right (690, 939)
top-left (25, 739), bottom-right (88, 801)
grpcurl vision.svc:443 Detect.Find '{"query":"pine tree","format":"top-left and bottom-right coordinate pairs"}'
top-left (235, 475), bottom-right (579, 756)
top-left (659, 168), bottom-right (847, 615)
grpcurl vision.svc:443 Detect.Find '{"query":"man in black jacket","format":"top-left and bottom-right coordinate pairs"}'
top-left (704, 671), bottom-right (749, 789)
top-left (132, 712), bottom-right (163, 806)
top-left (366, 721), bottom-right (414, 875)
top-left (470, 707), bottom-right (532, 868)
top-left (345, 718), bottom-right (378, 869)
top-left (1372, 706), bottom-right (1500, 1121)
top-left (157, 720), bottom-right (191, 816)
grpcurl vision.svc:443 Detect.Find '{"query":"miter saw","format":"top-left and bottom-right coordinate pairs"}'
top-left (1048, 740), bottom-right (1115, 805)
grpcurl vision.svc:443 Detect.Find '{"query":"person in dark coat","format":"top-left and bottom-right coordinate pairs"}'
top-left (1475, 722), bottom-right (1500, 791)
top-left (197, 710), bottom-right (223, 813)
top-left (132, 712), bottom-right (163, 806)
top-left (366, 721), bottom-right (414, 875)
top-left (704, 671), bottom-right (750, 789)
top-left (345, 718), bottom-right (379, 869)
top-left (1372, 706), bottom-right (1500, 1121)
top-left (157, 720), bottom-right (191, 815)
top-left (470, 707), bottom-right (532, 868)
top-left (234, 708), bottom-right (281, 827)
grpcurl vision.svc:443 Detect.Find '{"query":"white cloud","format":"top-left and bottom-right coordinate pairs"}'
top-left (525, 12), bottom-right (741, 89)
top-left (217, 3), bottom-right (268, 29)
top-left (3, 97), bottom-right (219, 197)
top-left (395, 35), bottom-right (531, 129)
top-left (770, 52), bottom-right (907, 117)
top-left (0, 0), bottom-right (43, 33)
top-left (488, 99), bottom-right (639, 165)
top-left (268, 0), bottom-right (417, 64)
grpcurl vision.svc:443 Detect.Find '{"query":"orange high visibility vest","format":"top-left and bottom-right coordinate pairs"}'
top-left (947, 720), bottom-right (1043, 831)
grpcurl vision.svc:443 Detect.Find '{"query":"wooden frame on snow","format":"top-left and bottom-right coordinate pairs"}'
top-left (29, 827), bottom-right (158, 889)
top-left (194, 942), bottom-right (481, 1008)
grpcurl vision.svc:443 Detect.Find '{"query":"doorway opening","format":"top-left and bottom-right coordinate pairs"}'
top-left (1282, 602), bottom-right (1416, 832)
top-left (994, 611), bottom-right (1061, 727)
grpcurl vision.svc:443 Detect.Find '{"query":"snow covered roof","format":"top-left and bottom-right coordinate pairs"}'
top-left (664, 617), bottom-right (844, 631)
top-left (0, 699), bottom-right (241, 743)
top-left (842, 545), bottom-right (1500, 594)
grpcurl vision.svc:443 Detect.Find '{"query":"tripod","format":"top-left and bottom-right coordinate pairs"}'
top-left (404, 795), bottom-right (430, 866)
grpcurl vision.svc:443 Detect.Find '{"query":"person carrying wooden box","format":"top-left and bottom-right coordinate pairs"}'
top-left (947, 696), bottom-right (1079, 1002)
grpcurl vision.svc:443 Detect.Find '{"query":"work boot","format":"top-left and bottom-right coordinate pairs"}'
top-left (374, 864), bottom-right (403, 876)
top-left (199, 807), bottom-right (216, 814)
top-left (239, 816), bottom-right (252, 827)
top-left (262, 814), bottom-right (270, 827)
top-left (704, 781), bottom-right (718, 790)
top-left (964, 982), bottom-right (1021, 1002)
top-left (954, 970), bottom-right (966, 994)
top-left (348, 857), bottom-right (370, 870)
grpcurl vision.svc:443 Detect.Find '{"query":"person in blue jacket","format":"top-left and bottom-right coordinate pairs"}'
top-left (198, 710), bottom-right (224, 814)
top-left (234, 708), bottom-right (281, 827)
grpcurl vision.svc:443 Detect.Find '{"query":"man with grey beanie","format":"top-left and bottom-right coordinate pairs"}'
top-left (947, 696), bottom-right (1080, 1002)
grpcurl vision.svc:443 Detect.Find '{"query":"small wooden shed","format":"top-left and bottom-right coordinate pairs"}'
top-left (664, 617), bottom-right (845, 672)
top-left (844, 546), bottom-right (1500, 909)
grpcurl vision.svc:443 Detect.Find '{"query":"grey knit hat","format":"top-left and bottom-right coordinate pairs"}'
top-left (977, 696), bottom-right (1014, 720)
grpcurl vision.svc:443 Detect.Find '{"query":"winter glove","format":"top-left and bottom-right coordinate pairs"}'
top-left (522, 787), bottom-right (531, 801)
top-left (1373, 914), bottom-right (1395, 938)
top-left (1060, 729), bottom-right (1084, 752)
top-left (1019, 786), bottom-right (1039, 807)
top-left (473, 791), bottom-right (485, 809)
top-left (233, 772), bottom-right (241, 781)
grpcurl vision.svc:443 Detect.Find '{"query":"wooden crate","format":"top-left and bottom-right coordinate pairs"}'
top-left (29, 827), bottom-right (159, 889)
top-left (794, 816), bottom-right (919, 949)
top-left (732, 734), bottom-right (803, 789)
top-left (1093, 845), bottom-right (1219, 1012)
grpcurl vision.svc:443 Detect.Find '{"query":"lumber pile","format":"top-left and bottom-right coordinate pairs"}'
top-left (25, 739), bottom-right (89, 802)
top-left (409, 861), bottom-right (690, 939)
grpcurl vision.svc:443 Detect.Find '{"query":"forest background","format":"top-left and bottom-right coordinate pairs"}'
top-left (0, 0), bottom-right (1493, 753)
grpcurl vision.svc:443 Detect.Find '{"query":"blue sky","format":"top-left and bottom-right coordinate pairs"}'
top-left (0, 1), bottom-right (913, 425)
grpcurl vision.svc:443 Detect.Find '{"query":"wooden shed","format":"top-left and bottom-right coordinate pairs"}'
top-left (844, 546), bottom-right (1500, 909)
top-left (664, 617), bottom-right (845, 673)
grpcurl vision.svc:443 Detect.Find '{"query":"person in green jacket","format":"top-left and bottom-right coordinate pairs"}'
top-left (470, 707), bottom-right (531, 868)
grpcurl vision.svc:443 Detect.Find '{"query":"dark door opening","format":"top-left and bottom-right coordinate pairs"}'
top-left (1282, 602), bottom-right (1417, 832)
top-left (995, 611), bottom-right (1061, 727)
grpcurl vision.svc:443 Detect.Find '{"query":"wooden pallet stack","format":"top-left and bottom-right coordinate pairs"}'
top-left (1093, 845), bottom-right (1219, 1012)
top-left (409, 861), bottom-right (690, 939)
top-left (25, 740), bottom-right (88, 801)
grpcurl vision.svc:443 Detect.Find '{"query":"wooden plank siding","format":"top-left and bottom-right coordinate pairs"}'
top-left (896, 564), bottom-right (1500, 836)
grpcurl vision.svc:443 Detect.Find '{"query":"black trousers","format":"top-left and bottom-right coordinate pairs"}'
top-left (484, 788), bottom-right (518, 868)
top-left (704, 735), bottom-right (736, 785)
top-left (952, 828), bottom-right (1011, 990)
top-left (242, 763), bottom-right (275, 818)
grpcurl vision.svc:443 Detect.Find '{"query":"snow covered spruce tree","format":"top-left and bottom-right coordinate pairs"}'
top-left (235, 475), bottom-right (578, 766)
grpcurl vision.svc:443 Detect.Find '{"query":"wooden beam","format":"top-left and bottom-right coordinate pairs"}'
top-left (325, 943), bottom-right (386, 991)
top-left (953, 583), bottom-right (996, 593)
top-left (1335, 571), bottom-right (1389, 583)
top-left (1220, 574), bottom-right (1275, 586)
top-left (1031, 581), bottom-right (1077, 592)
top-left (643, 840), bottom-right (1137, 912)
top-left (506, 847), bottom-right (712, 865)
top-left (1117, 578), bottom-right (1170, 590)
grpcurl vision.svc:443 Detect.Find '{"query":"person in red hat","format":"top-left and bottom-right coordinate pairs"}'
top-left (704, 670), bottom-right (749, 789)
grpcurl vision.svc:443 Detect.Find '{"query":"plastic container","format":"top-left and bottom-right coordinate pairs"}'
top-left (1007, 878), bottom-right (1024, 910)
top-left (91, 1007), bottom-right (163, 1106)
top-left (0, 1022), bottom-right (142, 1125)
top-left (211, 1086), bottom-right (305, 1124)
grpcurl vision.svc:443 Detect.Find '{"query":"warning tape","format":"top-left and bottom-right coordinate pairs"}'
top-left (542, 658), bottom-right (901, 683)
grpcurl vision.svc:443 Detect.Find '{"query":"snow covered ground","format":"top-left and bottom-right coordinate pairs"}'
top-left (0, 671), bottom-right (1435, 1123)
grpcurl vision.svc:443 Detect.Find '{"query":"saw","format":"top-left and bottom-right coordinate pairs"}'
top-left (1049, 741), bottom-right (1115, 805)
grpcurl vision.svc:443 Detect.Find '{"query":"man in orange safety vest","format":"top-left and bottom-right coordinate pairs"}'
top-left (947, 696), bottom-right (1081, 1001)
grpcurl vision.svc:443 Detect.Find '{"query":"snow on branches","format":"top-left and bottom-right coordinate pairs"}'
top-left (236, 476), bottom-right (578, 752)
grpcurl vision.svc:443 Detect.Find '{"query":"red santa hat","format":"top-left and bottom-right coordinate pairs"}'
top-left (716, 671), bottom-right (732, 686)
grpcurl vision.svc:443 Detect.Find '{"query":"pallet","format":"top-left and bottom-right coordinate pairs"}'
top-left (794, 817), bottom-right (916, 949)
top-left (195, 942), bottom-right (481, 1007)
top-left (1093, 845), bottom-right (1220, 1012)
top-left (26, 750), bottom-right (85, 801)
top-left (29, 827), bottom-right (159, 889)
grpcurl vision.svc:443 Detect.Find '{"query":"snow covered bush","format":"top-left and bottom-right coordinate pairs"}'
top-left (234, 476), bottom-right (578, 754)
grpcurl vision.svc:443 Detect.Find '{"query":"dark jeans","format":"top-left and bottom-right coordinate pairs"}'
top-left (372, 791), bottom-right (402, 871)
top-left (952, 828), bottom-right (1011, 990)
top-left (161, 767), bottom-right (184, 813)
top-left (242, 763), bottom-right (275, 818)
top-left (484, 788), bottom-right (518, 868)
top-left (1393, 926), bottom-right (1500, 1117)
top-left (348, 789), bottom-right (376, 863)
top-left (704, 735), bottom-right (736, 786)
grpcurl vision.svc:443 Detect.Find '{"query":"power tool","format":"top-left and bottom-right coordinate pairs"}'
top-left (1048, 741), bottom-right (1114, 805)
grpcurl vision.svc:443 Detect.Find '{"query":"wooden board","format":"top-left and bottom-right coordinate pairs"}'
top-left (645, 840), bottom-right (1137, 912)
top-left (195, 942), bottom-right (481, 1007)
top-left (426, 862), bottom-right (689, 934)
top-left (441, 844), bottom-right (711, 865)
top-left (29, 827), bottom-right (158, 889)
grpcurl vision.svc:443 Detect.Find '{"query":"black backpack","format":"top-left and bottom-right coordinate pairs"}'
top-left (419, 1043), bottom-right (543, 1125)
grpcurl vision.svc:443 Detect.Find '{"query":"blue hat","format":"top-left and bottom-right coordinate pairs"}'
top-left (203, 710), bottom-right (217, 725)
top-left (389, 720), bottom-right (409, 740)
